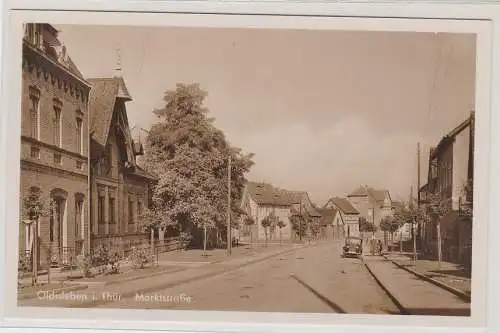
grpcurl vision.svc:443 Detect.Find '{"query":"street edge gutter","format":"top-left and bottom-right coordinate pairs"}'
top-left (387, 258), bottom-right (471, 303)
top-left (104, 266), bottom-right (189, 287)
top-left (71, 245), bottom-right (306, 308)
top-left (18, 284), bottom-right (89, 301)
top-left (361, 256), bottom-right (409, 315)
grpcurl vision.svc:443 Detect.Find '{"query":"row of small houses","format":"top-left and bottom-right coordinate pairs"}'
top-left (235, 181), bottom-right (397, 244)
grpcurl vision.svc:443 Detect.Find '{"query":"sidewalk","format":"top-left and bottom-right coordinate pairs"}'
top-left (18, 242), bottom-right (304, 306)
top-left (156, 243), bottom-right (293, 265)
top-left (363, 255), bottom-right (470, 316)
top-left (386, 253), bottom-right (471, 298)
top-left (18, 243), bottom-right (292, 286)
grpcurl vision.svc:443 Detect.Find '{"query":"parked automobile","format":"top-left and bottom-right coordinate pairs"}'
top-left (342, 236), bottom-right (363, 258)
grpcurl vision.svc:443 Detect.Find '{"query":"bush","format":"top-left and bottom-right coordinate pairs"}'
top-left (108, 249), bottom-right (121, 274)
top-left (18, 254), bottom-right (31, 273)
top-left (129, 246), bottom-right (152, 270)
top-left (91, 245), bottom-right (121, 275)
top-left (77, 254), bottom-right (93, 277)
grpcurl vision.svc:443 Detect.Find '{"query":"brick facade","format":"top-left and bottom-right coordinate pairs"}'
top-left (19, 24), bottom-right (155, 269)
top-left (19, 24), bottom-right (91, 267)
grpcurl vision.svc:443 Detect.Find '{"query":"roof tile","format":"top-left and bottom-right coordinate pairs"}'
top-left (327, 197), bottom-right (359, 215)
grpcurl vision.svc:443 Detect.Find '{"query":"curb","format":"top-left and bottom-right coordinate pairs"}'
top-left (105, 267), bottom-right (189, 287)
top-left (387, 258), bottom-right (471, 303)
top-left (71, 245), bottom-right (303, 308)
top-left (18, 284), bottom-right (89, 301)
top-left (66, 266), bottom-right (191, 288)
top-left (361, 256), bottom-right (409, 315)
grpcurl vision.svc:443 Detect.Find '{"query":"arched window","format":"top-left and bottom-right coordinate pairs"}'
top-left (74, 193), bottom-right (85, 241)
top-left (28, 86), bottom-right (40, 140)
top-left (50, 189), bottom-right (67, 247)
top-left (76, 117), bottom-right (83, 154)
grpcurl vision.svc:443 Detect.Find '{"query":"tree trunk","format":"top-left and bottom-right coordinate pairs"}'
top-left (279, 229), bottom-right (282, 246)
top-left (150, 228), bottom-right (154, 256)
top-left (249, 228), bottom-right (253, 249)
top-left (203, 225), bottom-right (207, 255)
top-left (265, 228), bottom-right (268, 247)
top-left (400, 229), bottom-right (403, 254)
top-left (437, 221), bottom-right (442, 269)
top-left (413, 223), bottom-right (417, 265)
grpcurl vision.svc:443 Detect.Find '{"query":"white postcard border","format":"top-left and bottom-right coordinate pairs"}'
top-left (1, 2), bottom-right (498, 333)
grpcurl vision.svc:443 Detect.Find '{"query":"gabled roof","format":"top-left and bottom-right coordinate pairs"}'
top-left (419, 183), bottom-right (429, 193)
top-left (245, 181), bottom-right (319, 216)
top-left (348, 186), bottom-right (370, 197)
top-left (367, 188), bottom-right (390, 205)
top-left (66, 56), bottom-right (84, 79)
top-left (317, 208), bottom-right (339, 226)
top-left (88, 76), bottom-right (133, 148)
top-left (431, 111), bottom-right (475, 159)
top-left (348, 185), bottom-right (390, 205)
top-left (301, 203), bottom-right (323, 218)
top-left (133, 165), bottom-right (158, 181)
top-left (326, 197), bottom-right (359, 215)
top-left (246, 182), bottom-right (298, 206)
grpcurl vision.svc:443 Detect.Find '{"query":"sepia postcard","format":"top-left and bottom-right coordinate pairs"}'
top-left (1, 2), bottom-right (498, 333)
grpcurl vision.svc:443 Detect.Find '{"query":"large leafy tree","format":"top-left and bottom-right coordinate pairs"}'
top-left (142, 83), bottom-right (254, 247)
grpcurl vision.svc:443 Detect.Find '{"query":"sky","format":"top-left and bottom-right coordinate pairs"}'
top-left (56, 25), bottom-right (477, 205)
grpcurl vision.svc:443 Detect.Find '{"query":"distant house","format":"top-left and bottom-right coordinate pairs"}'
top-left (240, 181), bottom-right (321, 242)
top-left (419, 112), bottom-right (474, 266)
top-left (347, 185), bottom-right (392, 238)
top-left (324, 197), bottom-right (360, 238)
top-left (316, 207), bottom-right (344, 241)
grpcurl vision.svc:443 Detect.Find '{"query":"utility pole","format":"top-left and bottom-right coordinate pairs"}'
top-left (299, 199), bottom-right (302, 243)
top-left (33, 219), bottom-right (38, 286)
top-left (227, 155), bottom-right (232, 255)
top-left (410, 184), bottom-right (417, 265)
top-left (417, 142), bottom-right (422, 254)
top-left (417, 143), bottom-right (421, 205)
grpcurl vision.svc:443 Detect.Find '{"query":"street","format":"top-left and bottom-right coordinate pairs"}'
top-left (91, 243), bottom-right (400, 313)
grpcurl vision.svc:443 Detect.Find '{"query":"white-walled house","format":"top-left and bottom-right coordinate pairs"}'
top-left (239, 181), bottom-right (320, 242)
top-left (347, 185), bottom-right (392, 240)
top-left (316, 207), bottom-right (344, 241)
top-left (324, 197), bottom-right (360, 238)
